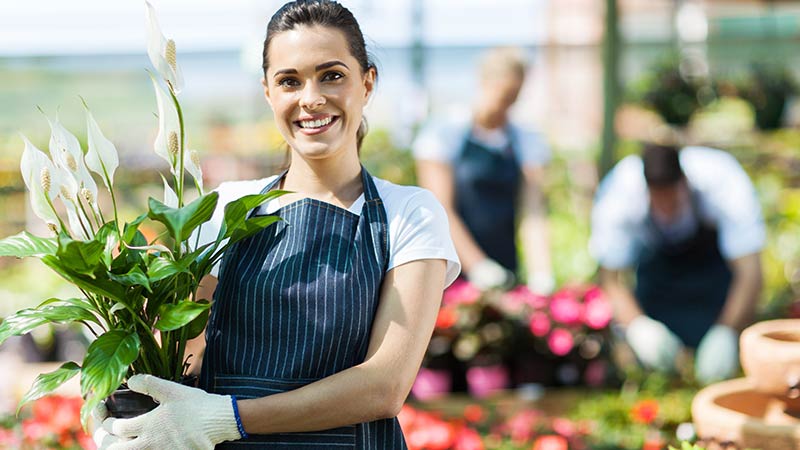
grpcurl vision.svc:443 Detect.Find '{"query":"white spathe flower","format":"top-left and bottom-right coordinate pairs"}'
top-left (184, 149), bottom-right (203, 193)
top-left (162, 177), bottom-right (178, 208)
top-left (46, 115), bottom-right (99, 207)
top-left (145, 1), bottom-right (184, 93)
top-left (19, 135), bottom-right (61, 227)
top-left (65, 202), bottom-right (91, 240)
top-left (84, 103), bottom-right (119, 190)
top-left (149, 73), bottom-right (181, 171)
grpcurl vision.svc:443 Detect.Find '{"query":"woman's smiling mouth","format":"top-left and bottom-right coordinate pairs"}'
top-left (294, 115), bottom-right (339, 135)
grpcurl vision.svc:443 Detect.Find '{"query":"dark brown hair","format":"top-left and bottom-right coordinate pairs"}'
top-left (642, 142), bottom-right (685, 187)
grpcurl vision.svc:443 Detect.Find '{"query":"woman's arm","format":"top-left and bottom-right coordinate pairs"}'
top-left (415, 159), bottom-right (485, 273)
top-left (237, 258), bottom-right (447, 433)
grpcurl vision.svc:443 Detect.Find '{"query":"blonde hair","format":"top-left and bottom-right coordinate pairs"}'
top-left (479, 47), bottom-right (528, 81)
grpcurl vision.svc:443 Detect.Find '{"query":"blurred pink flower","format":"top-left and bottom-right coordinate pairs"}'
top-left (407, 415), bottom-right (455, 450)
top-left (505, 285), bottom-right (548, 310)
top-left (453, 426), bottom-right (484, 450)
top-left (583, 295), bottom-right (613, 330)
top-left (411, 367), bottom-right (452, 401)
top-left (466, 364), bottom-right (509, 398)
top-left (549, 292), bottom-right (582, 325)
top-left (533, 434), bottom-right (569, 450)
top-left (583, 285), bottom-right (604, 302)
top-left (583, 359), bottom-right (607, 387)
top-left (505, 410), bottom-right (540, 443)
top-left (443, 279), bottom-right (481, 306)
top-left (528, 312), bottom-right (551, 337)
top-left (548, 328), bottom-right (574, 356)
top-left (551, 417), bottom-right (576, 438)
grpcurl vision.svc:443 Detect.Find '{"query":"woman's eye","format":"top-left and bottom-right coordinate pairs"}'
top-left (278, 78), bottom-right (300, 87)
top-left (322, 71), bottom-right (343, 82)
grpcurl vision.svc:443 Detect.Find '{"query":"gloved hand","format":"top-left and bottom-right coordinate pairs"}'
top-left (625, 315), bottom-right (683, 372)
top-left (467, 258), bottom-right (515, 291)
top-left (101, 374), bottom-right (244, 449)
top-left (695, 324), bottom-right (739, 385)
top-left (92, 401), bottom-right (130, 449)
top-left (527, 271), bottom-right (555, 295)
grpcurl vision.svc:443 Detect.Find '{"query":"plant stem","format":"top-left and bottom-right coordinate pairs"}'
top-left (168, 87), bottom-right (185, 209)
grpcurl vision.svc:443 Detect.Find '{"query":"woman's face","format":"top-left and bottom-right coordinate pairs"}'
top-left (263, 25), bottom-right (375, 161)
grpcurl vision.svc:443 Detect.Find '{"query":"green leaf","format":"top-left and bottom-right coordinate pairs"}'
top-left (228, 216), bottom-right (282, 246)
top-left (147, 256), bottom-right (188, 283)
top-left (219, 191), bottom-right (288, 241)
top-left (80, 330), bottom-right (140, 425)
top-left (95, 221), bottom-right (120, 268)
top-left (0, 231), bottom-right (57, 258)
top-left (109, 266), bottom-right (151, 292)
top-left (122, 214), bottom-right (148, 245)
top-left (17, 362), bottom-right (81, 415)
top-left (55, 233), bottom-right (106, 277)
top-left (41, 256), bottom-right (126, 301)
top-left (186, 299), bottom-right (211, 339)
top-left (0, 301), bottom-right (98, 345)
top-left (155, 300), bottom-right (212, 331)
top-left (148, 192), bottom-right (218, 244)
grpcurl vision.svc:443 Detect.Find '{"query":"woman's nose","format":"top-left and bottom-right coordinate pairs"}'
top-left (299, 82), bottom-right (326, 109)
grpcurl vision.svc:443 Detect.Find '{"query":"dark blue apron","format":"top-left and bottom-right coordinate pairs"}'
top-left (634, 193), bottom-right (732, 348)
top-left (200, 167), bottom-right (406, 449)
top-left (453, 126), bottom-right (522, 273)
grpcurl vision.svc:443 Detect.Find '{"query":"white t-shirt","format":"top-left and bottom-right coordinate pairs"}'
top-left (412, 117), bottom-right (550, 168)
top-left (589, 146), bottom-right (766, 270)
top-left (194, 175), bottom-right (461, 287)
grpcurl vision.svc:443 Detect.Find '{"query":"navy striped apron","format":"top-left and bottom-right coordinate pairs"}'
top-left (453, 127), bottom-right (522, 273)
top-left (200, 168), bottom-right (407, 449)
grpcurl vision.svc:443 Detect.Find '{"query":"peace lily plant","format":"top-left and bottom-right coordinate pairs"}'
top-left (0, 2), bottom-right (284, 426)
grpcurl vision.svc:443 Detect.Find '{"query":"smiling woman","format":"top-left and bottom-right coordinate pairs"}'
top-left (93, 1), bottom-right (460, 449)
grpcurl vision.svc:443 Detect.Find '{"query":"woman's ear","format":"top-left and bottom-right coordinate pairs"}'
top-left (363, 67), bottom-right (376, 105)
top-left (261, 76), bottom-right (272, 107)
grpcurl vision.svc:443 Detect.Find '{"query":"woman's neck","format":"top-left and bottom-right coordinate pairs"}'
top-left (281, 150), bottom-right (363, 207)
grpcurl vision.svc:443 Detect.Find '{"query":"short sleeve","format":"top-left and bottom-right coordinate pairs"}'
top-left (387, 189), bottom-right (461, 287)
top-left (588, 157), bottom-right (646, 270)
top-left (513, 126), bottom-right (551, 168)
top-left (411, 122), bottom-right (464, 163)
top-left (687, 150), bottom-right (766, 259)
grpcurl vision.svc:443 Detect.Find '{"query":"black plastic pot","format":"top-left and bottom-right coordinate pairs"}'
top-left (105, 375), bottom-right (198, 419)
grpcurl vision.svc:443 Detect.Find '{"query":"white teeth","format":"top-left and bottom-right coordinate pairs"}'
top-left (299, 116), bottom-right (333, 129)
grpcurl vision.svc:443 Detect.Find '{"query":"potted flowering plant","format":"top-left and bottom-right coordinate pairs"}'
top-left (0, 2), bottom-right (285, 426)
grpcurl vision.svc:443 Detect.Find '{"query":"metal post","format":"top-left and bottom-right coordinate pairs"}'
top-left (600, 0), bottom-right (620, 177)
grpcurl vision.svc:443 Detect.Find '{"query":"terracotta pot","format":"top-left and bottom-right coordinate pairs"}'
top-left (740, 320), bottom-right (800, 397)
top-left (692, 378), bottom-right (800, 450)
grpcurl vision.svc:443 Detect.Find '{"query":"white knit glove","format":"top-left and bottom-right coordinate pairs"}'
top-left (526, 271), bottom-right (555, 295)
top-left (93, 401), bottom-right (131, 449)
top-left (625, 315), bottom-right (684, 372)
top-left (467, 258), bottom-right (515, 291)
top-left (101, 374), bottom-right (244, 450)
top-left (695, 324), bottom-right (739, 385)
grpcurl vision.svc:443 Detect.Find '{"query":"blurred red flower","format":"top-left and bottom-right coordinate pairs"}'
top-left (630, 399), bottom-right (660, 425)
top-left (436, 306), bottom-right (459, 329)
top-left (454, 425), bottom-right (484, 450)
top-left (463, 404), bottom-right (485, 423)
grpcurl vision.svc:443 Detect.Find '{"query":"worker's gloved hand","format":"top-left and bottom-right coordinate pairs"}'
top-left (695, 324), bottom-right (739, 385)
top-left (467, 258), bottom-right (515, 291)
top-left (92, 401), bottom-right (130, 449)
top-left (101, 374), bottom-right (244, 450)
top-left (625, 315), bottom-right (683, 372)
top-left (527, 270), bottom-right (555, 295)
